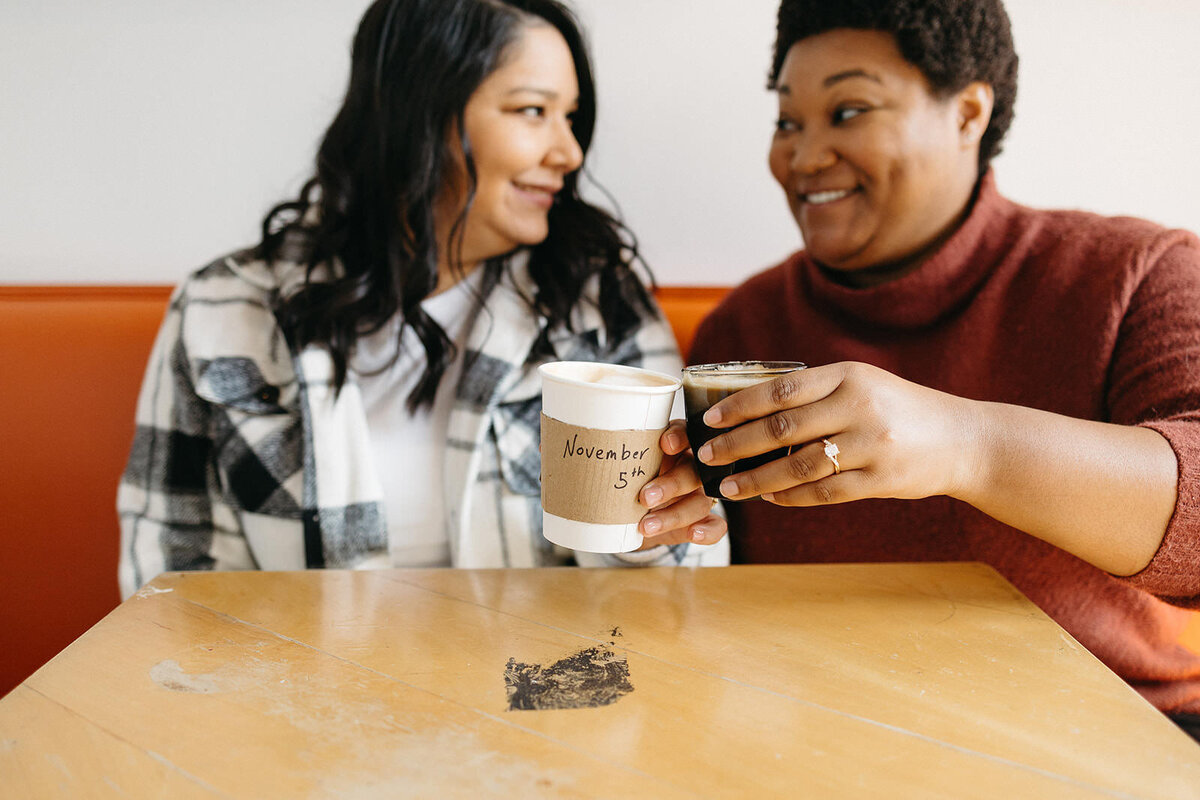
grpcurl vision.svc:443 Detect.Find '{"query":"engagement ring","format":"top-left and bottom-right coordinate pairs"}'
top-left (822, 439), bottom-right (841, 474)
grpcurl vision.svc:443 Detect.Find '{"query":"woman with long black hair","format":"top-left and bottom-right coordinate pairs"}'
top-left (118, 0), bottom-right (727, 597)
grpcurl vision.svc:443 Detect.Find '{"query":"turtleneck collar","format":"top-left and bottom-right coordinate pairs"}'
top-left (799, 170), bottom-right (1016, 330)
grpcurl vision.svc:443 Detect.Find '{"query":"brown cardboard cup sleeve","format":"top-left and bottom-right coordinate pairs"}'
top-left (540, 413), bottom-right (666, 524)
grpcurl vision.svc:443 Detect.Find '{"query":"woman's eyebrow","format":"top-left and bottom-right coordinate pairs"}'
top-left (775, 68), bottom-right (884, 95)
top-left (823, 69), bottom-right (883, 87)
top-left (503, 87), bottom-right (580, 108)
top-left (505, 87), bottom-right (559, 99)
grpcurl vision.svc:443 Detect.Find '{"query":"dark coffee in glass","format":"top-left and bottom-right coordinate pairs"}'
top-left (681, 361), bottom-right (807, 498)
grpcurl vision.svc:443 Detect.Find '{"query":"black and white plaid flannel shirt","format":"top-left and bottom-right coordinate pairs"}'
top-left (118, 249), bottom-right (728, 597)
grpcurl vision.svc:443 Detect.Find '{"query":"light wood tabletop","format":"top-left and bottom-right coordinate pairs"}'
top-left (2, 562), bottom-right (1198, 798)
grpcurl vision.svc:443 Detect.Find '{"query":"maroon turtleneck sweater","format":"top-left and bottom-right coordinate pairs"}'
top-left (691, 172), bottom-right (1200, 713)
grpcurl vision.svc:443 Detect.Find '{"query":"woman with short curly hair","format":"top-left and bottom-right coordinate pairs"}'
top-left (691, 0), bottom-right (1200, 737)
top-left (769, 0), bottom-right (1018, 176)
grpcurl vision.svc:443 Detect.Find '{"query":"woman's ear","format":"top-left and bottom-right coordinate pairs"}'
top-left (956, 81), bottom-right (995, 148)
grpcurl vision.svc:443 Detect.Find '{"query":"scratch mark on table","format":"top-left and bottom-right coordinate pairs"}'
top-left (148, 659), bottom-right (220, 693)
top-left (101, 776), bottom-right (129, 796)
top-left (44, 752), bottom-right (72, 778)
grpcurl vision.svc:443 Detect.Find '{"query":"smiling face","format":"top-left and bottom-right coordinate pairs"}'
top-left (438, 23), bottom-right (584, 273)
top-left (768, 29), bottom-right (990, 283)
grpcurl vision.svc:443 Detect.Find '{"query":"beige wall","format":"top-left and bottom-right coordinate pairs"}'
top-left (2, 0), bottom-right (1197, 285)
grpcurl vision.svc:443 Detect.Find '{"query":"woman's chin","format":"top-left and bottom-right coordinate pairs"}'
top-left (803, 240), bottom-right (865, 271)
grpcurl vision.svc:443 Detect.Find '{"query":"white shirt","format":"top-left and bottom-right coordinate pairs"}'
top-left (352, 271), bottom-right (483, 567)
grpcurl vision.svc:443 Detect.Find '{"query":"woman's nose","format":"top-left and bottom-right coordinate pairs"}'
top-left (789, 133), bottom-right (837, 175)
top-left (547, 118), bottom-right (584, 172)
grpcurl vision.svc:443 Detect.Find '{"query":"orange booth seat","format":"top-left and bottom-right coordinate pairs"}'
top-left (1, 286), bottom-right (175, 697)
top-left (3, 283), bottom-right (1198, 698)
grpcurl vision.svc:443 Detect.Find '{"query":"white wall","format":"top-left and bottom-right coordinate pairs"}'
top-left (2, 0), bottom-right (1198, 286)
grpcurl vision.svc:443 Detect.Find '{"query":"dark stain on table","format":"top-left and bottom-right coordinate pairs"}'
top-left (504, 643), bottom-right (633, 711)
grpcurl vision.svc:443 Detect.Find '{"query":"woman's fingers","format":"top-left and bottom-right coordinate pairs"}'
top-left (637, 423), bottom-right (728, 545)
top-left (641, 446), bottom-right (702, 509)
top-left (639, 489), bottom-right (727, 545)
top-left (703, 363), bottom-right (845, 429)
top-left (717, 435), bottom-right (855, 501)
top-left (659, 420), bottom-right (690, 456)
top-left (696, 364), bottom-right (848, 467)
top-left (698, 405), bottom-right (837, 468)
top-left (761, 470), bottom-right (863, 507)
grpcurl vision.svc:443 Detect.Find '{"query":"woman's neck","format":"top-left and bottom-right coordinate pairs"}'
top-left (432, 258), bottom-right (482, 296)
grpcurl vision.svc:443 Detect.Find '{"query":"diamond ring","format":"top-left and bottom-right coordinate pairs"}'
top-left (822, 439), bottom-right (841, 474)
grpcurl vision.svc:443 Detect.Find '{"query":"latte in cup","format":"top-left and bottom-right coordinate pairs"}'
top-left (564, 363), bottom-right (680, 389)
top-left (681, 361), bottom-right (806, 498)
top-left (539, 361), bottom-right (682, 552)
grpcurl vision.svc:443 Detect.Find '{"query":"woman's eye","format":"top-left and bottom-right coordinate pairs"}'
top-left (516, 106), bottom-right (546, 118)
top-left (774, 117), bottom-right (799, 134)
top-left (833, 106), bottom-right (867, 124)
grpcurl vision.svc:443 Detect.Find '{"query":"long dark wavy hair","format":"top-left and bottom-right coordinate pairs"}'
top-left (258, 0), bottom-right (655, 409)
top-left (770, 0), bottom-right (1019, 178)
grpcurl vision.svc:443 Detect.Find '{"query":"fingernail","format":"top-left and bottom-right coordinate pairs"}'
top-left (720, 478), bottom-right (738, 497)
top-left (703, 407), bottom-right (723, 426)
top-left (762, 492), bottom-right (775, 503)
top-left (697, 444), bottom-right (713, 463)
top-left (665, 431), bottom-right (683, 452)
top-left (642, 516), bottom-right (662, 535)
top-left (642, 485), bottom-right (663, 507)
top-left (691, 527), bottom-right (706, 543)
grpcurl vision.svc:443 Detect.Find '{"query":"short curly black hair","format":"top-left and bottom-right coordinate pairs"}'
top-left (770, 0), bottom-right (1019, 176)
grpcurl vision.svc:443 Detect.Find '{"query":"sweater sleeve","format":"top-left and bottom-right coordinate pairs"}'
top-left (1108, 237), bottom-right (1200, 604)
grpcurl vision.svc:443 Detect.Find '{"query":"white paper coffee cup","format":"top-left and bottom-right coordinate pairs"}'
top-left (538, 361), bottom-right (682, 553)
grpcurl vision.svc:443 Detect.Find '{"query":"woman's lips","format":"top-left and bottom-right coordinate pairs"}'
top-left (799, 187), bottom-right (855, 206)
top-left (513, 181), bottom-right (558, 209)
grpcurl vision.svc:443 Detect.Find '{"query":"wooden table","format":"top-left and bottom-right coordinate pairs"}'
top-left (2, 563), bottom-right (1198, 798)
